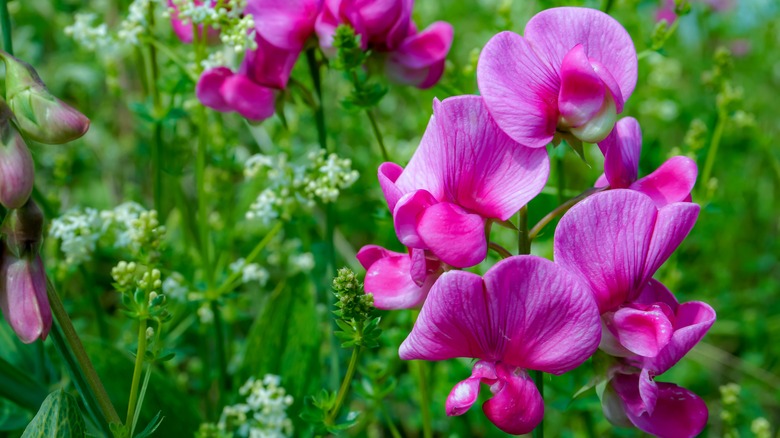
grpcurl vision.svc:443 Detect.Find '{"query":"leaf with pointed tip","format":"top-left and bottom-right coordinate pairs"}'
top-left (21, 390), bottom-right (85, 438)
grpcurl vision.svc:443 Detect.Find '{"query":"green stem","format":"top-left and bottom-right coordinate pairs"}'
top-left (326, 345), bottom-right (362, 425)
top-left (380, 405), bottom-right (402, 438)
top-left (488, 242), bottom-right (512, 259)
top-left (413, 360), bottom-right (433, 438)
top-left (46, 279), bottom-right (121, 427)
top-left (556, 154), bottom-right (565, 205)
top-left (366, 109), bottom-right (390, 162)
top-left (215, 221), bottom-right (283, 297)
top-left (0, 0), bottom-right (12, 55)
top-left (533, 370), bottom-right (544, 438)
top-left (518, 205), bottom-right (530, 255)
top-left (699, 108), bottom-right (726, 199)
top-left (143, 36), bottom-right (198, 82)
top-left (143, 2), bottom-right (164, 215)
top-left (125, 318), bottom-right (148, 429)
top-left (210, 299), bottom-right (229, 391)
top-left (528, 187), bottom-right (604, 241)
top-left (305, 48), bottom-right (328, 153)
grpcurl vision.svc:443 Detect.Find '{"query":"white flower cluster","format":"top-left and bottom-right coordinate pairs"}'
top-left (117, 0), bottom-right (155, 46)
top-left (244, 149), bottom-right (359, 224)
top-left (50, 202), bottom-right (164, 265)
top-left (229, 258), bottom-right (270, 286)
top-left (49, 208), bottom-right (102, 265)
top-left (63, 14), bottom-right (114, 52)
top-left (65, 0), bottom-right (163, 54)
top-left (162, 272), bottom-right (189, 302)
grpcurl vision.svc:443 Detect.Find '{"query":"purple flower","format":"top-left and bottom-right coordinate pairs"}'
top-left (0, 249), bottom-right (51, 344)
top-left (554, 189), bottom-right (699, 313)
top-left (477, 7), bottom-right (637, 147)
top-left (400, 256), bottom-right (601, 435)
top-left (595, 117), bottom-right (698, 208)
top-left (359, 95), bottom-right (548, 309)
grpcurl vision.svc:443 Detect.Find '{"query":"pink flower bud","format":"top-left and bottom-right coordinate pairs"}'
top-left (0, 103), bottom-right (34, 209)
top-left (0, 249), bottom-right (51, 344)
top-left (0, 51), bottom-right (90, 144)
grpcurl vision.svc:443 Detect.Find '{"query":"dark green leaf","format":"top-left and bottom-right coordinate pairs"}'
top-left (21, 390), bottom-right (85, 438)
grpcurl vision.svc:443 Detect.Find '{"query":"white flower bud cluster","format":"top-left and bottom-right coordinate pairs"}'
top-left (244, 149), bottom-right (359, 224)
top-left (117, 0), bottom-right (155, 46)
top-left (101, 202), bottom-right (166, 254)
top-left (64, 14), bottom-right (115, 52)
top-left (220, 14), bottom-right (257, 54)
top-left (50, 208), bottom-right (102, 265)
top-left (205, 375), bottom-right (293, 437)
top-left (138, 269), bottom-right (163, 293)
top-left (229, 258), bottom-right (270, 286)
top-left (162, 272), bottom-right (189, 302)
top-left (111, 261), bottom-right (138, 289)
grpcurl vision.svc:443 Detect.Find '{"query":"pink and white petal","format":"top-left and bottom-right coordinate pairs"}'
top-left (638, 368), bottom-right (659, 416)
top-left (594, 173), bottom-right (609, 188)
top-left (378, 162), bottom-right (404, 212)
top-left (524, 7), bottom-right (637, 103)
top-left (602, 117), bottom-right (642, 189)
top-left (196, 67), bottom-right (234, 112)
top-left (399, 270), bottom-right (494, 360)
top-left (241, 36), bottom-right (300, 89)
top-left (558, 44), bottom-right (606, 128)
top-left (477, 31), bottom-right (560, 149)
top-left (483, 365), bottom-right (544, 436)
top-left (554, 190), bottom-right (657, 313)
top-left (599, 318), bottom-right (634, 357)
top-left (417, 201), bottom-right (487, 268)
top-left (626, 382), bottom-right (708, 438)
top-left (590, 59), bottom-right (625, 113)
top-left (220, 75), bottom-right (276, 122)
top-left (485, 256), bottom-right (601, 374)
top-left (647, 300), bottom-right (716, 374)
top-left (446, 361), bottom-right (497, 416)
top-left (246, 0), bottom-right (321, 51)
top-left (430, 96), bottom-right (550, 220)
top-left (629, 156), bottom-right (698, 208)
top-left (393, 189), bottom-right (438, 248)
top-left (364, 253), bottom-right (433, 309)
top-left (641, 201), bottom-right (700, 286)
top-left (606, 303), bottom-right (675, 357)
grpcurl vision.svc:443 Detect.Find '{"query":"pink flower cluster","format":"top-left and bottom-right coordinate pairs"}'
top-left (180, 0), bottom-right (453, 122)
top-left (359, 7), bottom-right (715, 436)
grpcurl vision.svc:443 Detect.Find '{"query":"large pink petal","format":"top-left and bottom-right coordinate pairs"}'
top-left (196, 67), bottom-right (233, 112)
top-left (482, 364), bottom-right (544, 435)
top-left (646, 302), bottom-right (716, 374)
top-left (399, 270), bottom-right (495, 360)
top-left (394, 105), bottom-right (446, 198)
top-left (626, 381), bottom-right (709, 438)
top-left (393, 189), bottom-right (438, 248)
top-left (364, 252), bottom-right (435, 309)
top-left (385, 21), bottom-right (453, 89)
top-left (341, 0), bottom-right (411, 50)
top-left (482, 256), bottom-right (600, 373)
top-left (246, 0), bottom-right (321, 51)
top-left (314, 0), bottom-right (340, 56)
top-left (446, 361), bottom-right (497, 416)
top-left (417, 201), bottom-right (486, 268)
top-left (641, 202), bottom-right (700, 286)
top-left (477, 32), bottom-right (560, 149)
top-left (554, 190), bottom-right (657, 313)
top-left (605, 302), bottom-right (675, 358)
top-left (524, 7), bottom-right (637, 104)
top-left (356, 244), bottom-right (392, 269)
top-left (220, 75), bottom-right (276, 122)
top-left (600, 117), bottom-right (642, 189)
top-left (558, 44), bottom-right (605, 128)
top-left (630, 156), bottom-right (698, 208)
top-left (241, 36), bottom-right (300, 89)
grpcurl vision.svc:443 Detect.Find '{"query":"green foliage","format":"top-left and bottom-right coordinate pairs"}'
top-left (21, 390), bottom-right (85, 438)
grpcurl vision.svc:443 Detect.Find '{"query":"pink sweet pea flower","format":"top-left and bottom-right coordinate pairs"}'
top-left (385, 21), bottom-right (453, 89)
top-left (595, 117), bottom-right (698, 208)
top-left (196, 67), bottom-right (276, 122)
top-left (168, 0), bottom-right (221, 44)
top-left (357, 245), bottom-right (441, 309)
top-left (478, 7), bottom-right (638, 147)
top-left (554, 189), bottom-right (699, 313)
top-left (400, 256), bottom-right (601, 435)
top-left (0, 250), bottom-right (51, 344)
top-left (316, 0), bottom-right (413, 54)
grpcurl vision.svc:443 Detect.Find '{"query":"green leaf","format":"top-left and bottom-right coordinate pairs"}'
top-left (0, 398), bottom-right (32, 431)
top-left (134, 411), bottom-right (164, 438)
top-left (21, 389), bottom-right (86, 438)
top-left (0, 355), bottom-right (48, 412)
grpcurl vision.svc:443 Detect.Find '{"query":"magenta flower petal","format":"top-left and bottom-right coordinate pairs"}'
top-left (220, 74), bottom-right (276, 122)
top-left (477, 31), bottom-right (559, 148)
top-left (485, 256), bottom-right (601, 374)
top-left (523, 7), bottom-right (637, 103)
top-left (315, 0), bottom-right (340, 55)
top-left (378, 162), bottom-right (404, 212)
top-left (0, 254), bottom-right (51, 344)
top-left (399, 269), bottom-right (491, 360)
top-left (241, 36), bottom-right (301, 89)
top-left (393, 189), bottom-right (438, 248)
top-left (196, 67), bottom-right (234, 112)
top-left (648, 310), bottom-right (716, 372)
top-left (417, 201), bottom-right (486, 268)
top-left (558, 44), bottom-right (606, 128)
top-left (363, 249), bottom-right (434, 309)
top-left (642, 202), bottom-right (700, 283)
top-left (341, 0), bottom-right (412, 50)
top-left (246, 0), bottom-right (321, 51)
top-left (554, 190), bottom-right (657, 312)
top-left (590, 59), bottom-right (625, 113)
top-left (599, 117), bottom-right (642, 189)
top-left (482, 364), bottom-right (544, 435)
top-left (386, 21), bottom-right (453, 89)
top-left (446, 361), bottom-right (497, 416)
top-left (606, 303), bottom-right (675, 357)
top-left (629, 156), bottom-right (698, 208)
top-left (620, 378), bottom-right (709, 438)
top-left (356, 244), bottom-right (390, 269)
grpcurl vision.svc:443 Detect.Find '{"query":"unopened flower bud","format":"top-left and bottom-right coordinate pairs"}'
top-left (0, 102), bottom-right (34, 209)
top-left (3, 199), bottom-right (44, 257)
top-left (0, 51), bottom-right (90, 144)
top-left (0, 247), bottom-right (51, 343)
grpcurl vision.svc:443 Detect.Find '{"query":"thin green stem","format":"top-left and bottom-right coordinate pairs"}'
top-left (529, 187), bottom-right (604, 241)
top-left (143, 2), bottom-right (164, 215)
top-left (46, 278), bottom-right (121, 427)
top-left (533, 370), bottom-right (544, 438)
top-left (210, 299), bottom-right (229, 391)
top-left (305, 48), bottom-right (328, 153)
top-left (125, 318), bottom-right (148, 428)
top-left (380, 405), bottom-right (402, 438)
top-left (143, 36), bottom-right (198, 82)
top-left (556, 154), bottom-right (565, 205)
top-left (215, 221), bottom-right (283, 297)
top-left (0, 0), bottom-right (12, 55)
top-left (413, 360), bottom-right (433, 438)
top-left (699, 108), bottom-right (727, 199)
top-left (518, 205), bottom-right (530, 255)
top-left (366, 109), bottom-right (389, 162)
top-left (489, 242), bottom-right (512, 259)
top-left (326, 345), bottom-right (362, 425)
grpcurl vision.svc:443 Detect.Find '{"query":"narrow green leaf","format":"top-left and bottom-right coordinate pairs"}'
top-left (21, 389), bottom-right (86, 438)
